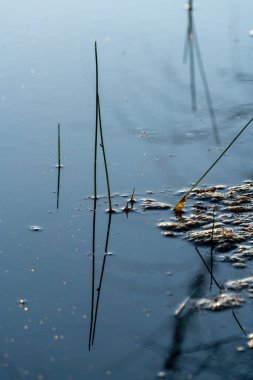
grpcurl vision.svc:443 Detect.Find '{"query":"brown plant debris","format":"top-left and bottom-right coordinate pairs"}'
top-left (186, 227), bottom-right (244, 251)
top-left (195, 292), bottom-right (244, 311)
top-left (223, 206), bottom-right (253, 213)
top-left (224, 276), bottom-right (253, 291)
top-left (159, 214), bottom-right (213, 232)
top-left (141, 199), bottom-right (171, 210)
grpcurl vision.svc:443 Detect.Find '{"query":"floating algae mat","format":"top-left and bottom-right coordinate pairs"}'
top-left (195, 292), bottom-right (245, 311)
top-left (159, 180), bottom-right (253, 254)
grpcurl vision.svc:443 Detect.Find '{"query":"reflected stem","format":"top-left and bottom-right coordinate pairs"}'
top-left (193, 24), bottom-right (220, 145)
top-left (195, 246), bottom-right (221, 290)
top-left (56, 167), bottom-right (61, 210)
top-left (92, 212), bottom-right (112, 345)
top-left (88, 197), bottom-right (97, 350)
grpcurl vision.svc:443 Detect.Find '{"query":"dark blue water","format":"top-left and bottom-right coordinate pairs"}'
top-left (0, 1), bottom-right (253, 379)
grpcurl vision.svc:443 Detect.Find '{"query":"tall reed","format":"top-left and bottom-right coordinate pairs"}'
top-left (174, 117), bottom-right (253, 212)
top-left (97, 95), bottom-right (113, 212)
top-left (94, 42), bottom-right (113, 212)
top-left (94, 42), bottom-right (99, 201)
top-left (57, 123), bottom-right (61, 168)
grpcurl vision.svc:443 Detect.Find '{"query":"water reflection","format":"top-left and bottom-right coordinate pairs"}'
top-left (88, 199), bottom-right (113, 349)
top-left (88, 197), bottom-right (97, 350)
top-left (92, 212), bottom-right (112, 345)
top-left (164, 247), bottom-right (245, 377)
top-left (184, 2), bottom-right (220, 145)
top-left (165, 261), bottom-right (207, 371)
top-left (56, 167), bottom-right (61, 209)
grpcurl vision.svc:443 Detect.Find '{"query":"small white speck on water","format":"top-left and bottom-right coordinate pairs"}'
top-left (237, 346), bottom-right (245, 352)
top-left (157, 371), bottom-right (166, 378)
top-left (249, 30), bottom-right (253, 36)
top-left (24, 325), bottom-right (28, 330)
top-left (106, 370), bottom-right (112, 375)
top-left (29, 225), bottom-right (43, 232)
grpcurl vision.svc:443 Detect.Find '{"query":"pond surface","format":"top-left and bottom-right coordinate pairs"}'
top-left (0, 1), bottom-right (253, 379)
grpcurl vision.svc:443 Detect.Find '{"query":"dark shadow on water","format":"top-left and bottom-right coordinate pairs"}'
top-left (165, 262), bottom-right (207, 371)
top-left (184, 2), bottom-right (220, 145)
top-left (165, 244), bottom-right (245, 376)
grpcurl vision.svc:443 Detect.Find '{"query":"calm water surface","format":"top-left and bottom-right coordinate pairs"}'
top-left (0, 1), bottom-right (253, 379)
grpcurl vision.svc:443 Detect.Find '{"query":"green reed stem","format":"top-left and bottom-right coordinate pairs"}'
top-left (58, 123), bottom-right (61, 168)
top-left (94, 41), bottom-right (99, 201)
top-left (175, 117), bottom-right (253, 208)
top-left (97, 94), bottom-right (113, 212)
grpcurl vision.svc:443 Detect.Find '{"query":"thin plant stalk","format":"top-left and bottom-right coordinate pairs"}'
top-left (130, 188), bottom-right (135, 209)
top-left (195, 246), bottom-right (246, 335)
top-left (232, 310), bottom-right (246, 335)
top-left (210, 207), bottom-right (215, 291)
top-left (94, 41), bottom-right (99, 201)
top-left (58, 123), bottom-right (61, 168)
top-left (195, 247), bottom-right (221, 290)
top-left (97, 94), bottom-right (113, 212)
top-left (174, 117), bottom-right (253, 211)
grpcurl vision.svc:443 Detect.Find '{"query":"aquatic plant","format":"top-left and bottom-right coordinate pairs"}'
top-left (130, 188), bottom-right (135, 209)
top-left (97, 94), bottom-right (113, 212)
top-left (94, 42), bottom-right (99, 201)
top-left (94, 42), bottom-right (113, 212)
top-left (174, 117), bottom-right (253, 212)
top-left (57, 123), bottom-right (62, 168)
